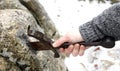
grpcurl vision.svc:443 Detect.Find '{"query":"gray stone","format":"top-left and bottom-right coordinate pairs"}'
top-left (0, 0), bottom-right (66, 71)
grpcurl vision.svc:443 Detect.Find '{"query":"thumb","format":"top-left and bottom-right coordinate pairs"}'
top-left (52, 36), bottom-right (69, 48)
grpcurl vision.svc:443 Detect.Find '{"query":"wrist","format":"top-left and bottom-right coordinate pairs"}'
top-left (69, 30), bottom-right (84, 43)
top-left (76, 30), bottom-right (84, 42)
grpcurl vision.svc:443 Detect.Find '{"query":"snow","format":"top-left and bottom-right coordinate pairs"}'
top-left (39, 0), bottom-right (111, 35)
top-left (39, 0), bottom-right (120, 71)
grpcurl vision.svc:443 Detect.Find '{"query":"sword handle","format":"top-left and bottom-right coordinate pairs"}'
top-left (57, 36), bottom-right (115, 49)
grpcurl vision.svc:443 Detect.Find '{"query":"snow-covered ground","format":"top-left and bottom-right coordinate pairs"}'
top-left (39, 0), bottom-right (120, 71)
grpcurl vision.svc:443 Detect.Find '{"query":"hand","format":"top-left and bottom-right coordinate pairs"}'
top-left (52, 30), bottom-right (86, 56)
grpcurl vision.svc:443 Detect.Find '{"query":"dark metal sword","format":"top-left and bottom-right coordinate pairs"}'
top-left (27, 26), bottom-right (115, 58)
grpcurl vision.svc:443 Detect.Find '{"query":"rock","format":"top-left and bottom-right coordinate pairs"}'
top-left (0, 9), bottom-right (42, 71)
top-left (0, 0), bottom-right (66, 71)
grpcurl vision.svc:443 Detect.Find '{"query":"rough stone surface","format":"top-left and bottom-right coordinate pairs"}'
top-left (0, 9), bottom-right (42, 71)
top-left (0, 0), bottom-right (66, 71)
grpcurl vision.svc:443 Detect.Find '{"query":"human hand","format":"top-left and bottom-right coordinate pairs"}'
top-left (52, 30), bottom-right (87, 56)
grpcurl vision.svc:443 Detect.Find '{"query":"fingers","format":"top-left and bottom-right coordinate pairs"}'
top-left (72, 44), bottom-right (86, 56)
top-left (79, 45), bottom-right (86, 56)
top-left (72, 44), bottom-right (80, 56)
top-left (59, 44), bottom-right (86, 57)
top-left (65, 45), bottom-right (74, 56)
top-left (59, 45), bottom-right (74, 56)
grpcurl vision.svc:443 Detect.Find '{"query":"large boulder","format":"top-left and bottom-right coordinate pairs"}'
top-left (0, 0), bottom-right (66, 71)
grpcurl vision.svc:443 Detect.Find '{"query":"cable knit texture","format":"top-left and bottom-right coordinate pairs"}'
top-left (79, 3), bottom-right (120, 42)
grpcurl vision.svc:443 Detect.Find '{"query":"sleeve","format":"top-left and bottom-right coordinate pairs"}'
top-left (79, 3), bottom-right (120, 42)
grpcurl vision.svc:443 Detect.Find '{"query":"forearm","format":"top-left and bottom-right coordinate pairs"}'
top-left (79, 3), bottom-right (120, 42)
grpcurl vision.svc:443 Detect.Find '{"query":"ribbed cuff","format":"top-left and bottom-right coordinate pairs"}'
top-left (79, 22), bottom-right (100, 42)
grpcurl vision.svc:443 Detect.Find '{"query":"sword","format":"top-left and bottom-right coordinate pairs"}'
top-left (27, 26), bottom-right (115, 58)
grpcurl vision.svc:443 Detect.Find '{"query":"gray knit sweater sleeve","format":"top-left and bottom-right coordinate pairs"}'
top-left (79, 3), bottom-right (120, 42)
